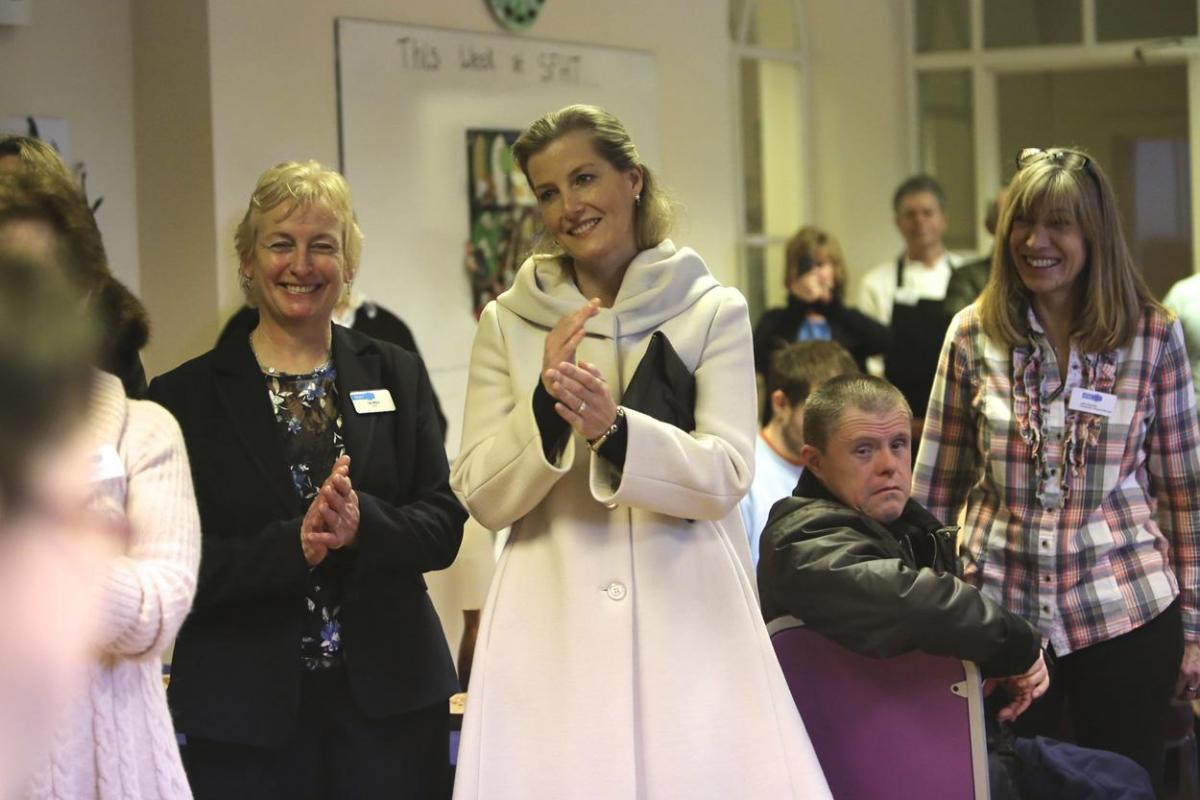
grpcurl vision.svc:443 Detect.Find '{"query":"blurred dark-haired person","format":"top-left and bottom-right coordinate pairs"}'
top-left (149, 161), bottom-right (464, 799)
top-left (753, 225), bottom-right (890, 378)
top-left (914, 148), bottom-right (1200, 795)
top-left (857, 174), bottom-right (964, 421)
top-left (0, 254), bottom-right (108, 799)
top-left (0, 133), bottom-right (150, 398)
top-left (740, 340), bottom-right (857, 567)
top-left (0, 168), bottom-right (201, 799)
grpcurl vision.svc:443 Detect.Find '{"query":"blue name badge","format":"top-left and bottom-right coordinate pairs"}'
top-left (349, 389), bottom-right (396, 414)
top-left (1068, 387), bottom-right (1117, 417)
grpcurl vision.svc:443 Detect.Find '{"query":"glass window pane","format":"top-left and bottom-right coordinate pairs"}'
top-left (984, 0), bottom-right (1082, 48)
top-left (744, 0), bottom-right (798, 50)
top-left (917, 70), bottom-right (976, 251)
top-left (1096, 0), bottom-right (1197, 41)
top-left (914, 0), bottom-right (970, 53)
top-left (740, 58), bottom-right (804, 237)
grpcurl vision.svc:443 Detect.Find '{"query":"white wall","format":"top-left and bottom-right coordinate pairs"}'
top-left (0, 0), bottom-right (140, 291)
top-left (804, 0), bottom-right (913, 288)
top-left (203, 0), bottom-right (739, 326)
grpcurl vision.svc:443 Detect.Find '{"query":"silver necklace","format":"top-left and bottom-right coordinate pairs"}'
top-left (248, 332), bottom-right (330, 376)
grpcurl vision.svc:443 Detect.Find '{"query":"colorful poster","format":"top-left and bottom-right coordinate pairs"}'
top-left (464, 129), bottom-right (538, 317)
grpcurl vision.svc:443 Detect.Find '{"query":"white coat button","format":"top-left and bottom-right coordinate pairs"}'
top-left (604, 582), bottom-right (627, 601)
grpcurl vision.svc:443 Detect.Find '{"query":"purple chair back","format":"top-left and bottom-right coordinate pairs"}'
top-left (768, 616), bottom-right (990, 800)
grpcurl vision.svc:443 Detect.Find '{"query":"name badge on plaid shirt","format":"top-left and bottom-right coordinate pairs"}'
top-left (1068, 387), bottom-right (1117, 417)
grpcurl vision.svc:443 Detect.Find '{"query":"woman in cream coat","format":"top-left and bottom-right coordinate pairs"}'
top-left (451, 105), bottom-right (830, 799)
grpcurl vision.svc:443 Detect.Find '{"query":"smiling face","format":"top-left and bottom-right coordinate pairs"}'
top-left (525, 129), bottom-right (643, 277)
top-left (802, 405), bottom-right (912, 524)
top-left (241, 202), bottom-right (349, 335)
top-left (1008, 202), bottom-right (1088, 309)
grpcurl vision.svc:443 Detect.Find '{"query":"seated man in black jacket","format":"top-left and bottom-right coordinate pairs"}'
top-left (758, 377), bottom-right (1156, 798)
top-left (758, 373), bottom-right (1048, 721)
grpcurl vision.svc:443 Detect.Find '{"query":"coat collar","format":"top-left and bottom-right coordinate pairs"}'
top-left (791, 468), bottom-right (945, 536)
top-left (210, 323), bottom-right (386, 514)
top-left (496, 239), bottom-right (723, 338)
top-left (211, 325), bottom-right (300, 514)
top-left (331, 324), bottom-right (382, 479)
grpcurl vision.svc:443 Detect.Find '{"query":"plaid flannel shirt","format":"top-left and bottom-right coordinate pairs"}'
top-left (913, 304), bottom-right (1200, 655)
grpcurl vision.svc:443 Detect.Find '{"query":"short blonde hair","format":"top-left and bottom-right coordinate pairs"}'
top-left (511, 105), bottom-right (672, 258)
top-left (234, 161), bottom-right (363, 302)
top-left (979, 148), bottom-right (1159, 353)
top-left (0, 135), bottom-right (74, 185)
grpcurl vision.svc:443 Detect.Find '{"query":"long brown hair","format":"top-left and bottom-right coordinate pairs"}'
top-left (979, 149), bottom-right (1160, 352)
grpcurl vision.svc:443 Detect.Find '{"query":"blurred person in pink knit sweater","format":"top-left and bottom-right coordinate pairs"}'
top-left (0, 251), bottom-right (107, 799)
top-left (0, 166), bottom-right (201, 799)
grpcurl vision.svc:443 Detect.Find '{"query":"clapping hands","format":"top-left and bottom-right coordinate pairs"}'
top-left (300, 455), bottom-right (360, 567)
top-left (542, 299), bottom-right (618, 440)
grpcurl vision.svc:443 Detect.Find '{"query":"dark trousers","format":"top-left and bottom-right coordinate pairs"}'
top-left (1011, 600), bottom-right (1183, 798)
top-left (182, 668), bottom-right (449, 800)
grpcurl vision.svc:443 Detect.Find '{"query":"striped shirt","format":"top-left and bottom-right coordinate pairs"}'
top-left (913, 304), bottom-right (1200, 655)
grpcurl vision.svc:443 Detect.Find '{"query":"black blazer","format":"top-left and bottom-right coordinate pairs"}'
top-left (148, 325), bottom-right (466, 748)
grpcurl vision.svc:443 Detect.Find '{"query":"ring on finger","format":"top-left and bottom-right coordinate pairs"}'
top-left (577, 400), bottom-right (587, 415)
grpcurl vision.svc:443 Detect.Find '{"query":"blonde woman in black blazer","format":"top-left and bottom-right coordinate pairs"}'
top-left (149, 161), bottom-right (465, 799)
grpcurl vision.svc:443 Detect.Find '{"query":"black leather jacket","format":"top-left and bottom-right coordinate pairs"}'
top-left (759, 470), bottom-right (1040, 678)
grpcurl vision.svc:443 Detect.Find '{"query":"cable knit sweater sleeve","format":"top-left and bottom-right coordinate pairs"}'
top-left (94, 398), bottom-right (201, 658)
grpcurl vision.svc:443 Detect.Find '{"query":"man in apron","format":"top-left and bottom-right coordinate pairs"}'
top-left (856, 175), bottom-right (962, 430)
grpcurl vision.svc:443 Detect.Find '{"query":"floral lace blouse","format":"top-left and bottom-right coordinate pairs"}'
top-left (262, 359), bottom-right (347, 671)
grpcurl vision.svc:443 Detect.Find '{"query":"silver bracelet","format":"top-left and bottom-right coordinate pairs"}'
top-left (588, 407), bottom-right (625, 452)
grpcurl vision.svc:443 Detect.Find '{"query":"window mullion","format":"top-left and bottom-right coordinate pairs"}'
top-left (1081, 0), bottom-right (1097, 46)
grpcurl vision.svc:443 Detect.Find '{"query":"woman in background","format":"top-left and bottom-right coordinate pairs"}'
top-left (753, 225), bottom-right (891, 379)
top-left (1, 164), bottom-right (200, 799)
top-left (149, 161), bottom-right (464, 799)
top-left (451, 104), bottom-right (830, 799)
top-left (914, 148), bottom-right (1200, 795)
top-left (0, 134), bottom-right (151, 397)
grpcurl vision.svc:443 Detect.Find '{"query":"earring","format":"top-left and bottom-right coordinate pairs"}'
top-left (634, 193), bottom-right (641, 207)
top-left (238, 271), bottom-right (251, 291)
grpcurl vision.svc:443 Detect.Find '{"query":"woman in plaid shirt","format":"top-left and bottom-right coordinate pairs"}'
top-left (913, 148), bottom-right (1200, 795)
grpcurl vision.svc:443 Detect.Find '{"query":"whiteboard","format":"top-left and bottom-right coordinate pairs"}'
top-left (335, 18), bottom-right (660, 455)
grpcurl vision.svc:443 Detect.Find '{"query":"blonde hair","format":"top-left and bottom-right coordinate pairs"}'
top-left (511, 104), bottom-right (672, 257)
top-left (234, 161), bottom-right (363, 302)
top-left (978, 149), bottom-right (1159, 352)
top-left (0, 135), bottom-right (74, 185)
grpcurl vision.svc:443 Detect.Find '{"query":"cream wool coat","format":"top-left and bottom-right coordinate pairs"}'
top-left (451, 242), bottom-right (831, 799)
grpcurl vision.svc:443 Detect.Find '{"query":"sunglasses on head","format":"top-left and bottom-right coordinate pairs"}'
top-left (1016, 147), bottom-right (1103, 194)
